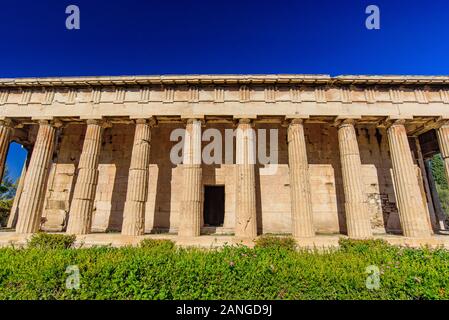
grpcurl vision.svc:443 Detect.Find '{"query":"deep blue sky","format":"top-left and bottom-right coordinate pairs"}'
top-left (1, 0), bottom-right (449, 180)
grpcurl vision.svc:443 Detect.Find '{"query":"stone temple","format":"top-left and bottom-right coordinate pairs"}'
top-left (2, 74), bottom-right (449, 245)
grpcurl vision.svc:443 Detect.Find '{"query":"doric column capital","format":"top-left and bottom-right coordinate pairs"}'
top-left (0, 119), bottom-right (12, 186)
top-left (234, 117), bottom-right (256, 129)
top-left (134, 117), bottom-right (157, 127)
top-left (84, 118), bottom-right (112, 129)
top-left (36, 119), bottom-right (50, 126)
top-left (52, 119), bottom-right (64, 128)
top-left (238, 118), bottom-right (252, 125)
top-left (34, 118), bottom-right (64, 129)
top-left (436, 120), bottom-right (449, 159)
top-left (182, 117), bottom-right (205, 127)
top-left (287, 118), bottom-right (306, 145)
top-left (233, 115), bottom-right (257, 127)
top-left (282, 116), bottom-right (308, 128)
top-left (391, 118), bottom-right (407, 126)
top-left (134, 118), bottom-right (146, 125)
top-left (382, 118), bottom-right (409, 129)
top-left (289, 118), bottom-right (305, 125)
top-left (334, 116), bottom-right (361, 128)
top-left (0, 118), bottom-right (14, 128)
top-left (3, 118), bottom-right (25, 129)
top-left (434, 118), bottom-right (449, 129)
top-left (338, 118), bottom-right (357, 128)
top-left (85, 119), bottom-right (100, 126)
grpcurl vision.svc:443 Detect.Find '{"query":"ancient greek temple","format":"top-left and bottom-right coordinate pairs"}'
top-left (2, 74), bottom-right (449, 243)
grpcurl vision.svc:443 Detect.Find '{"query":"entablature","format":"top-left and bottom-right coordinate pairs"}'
top-left (0, 75), bottom-right (448, 131)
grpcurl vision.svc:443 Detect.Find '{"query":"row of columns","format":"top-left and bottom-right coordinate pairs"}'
top-left (288, 118), bottom-right (432, 238)
top-left (177, 118), bottom-right (259, 238)
top-left (14, 119), bottom-right (154, 236)
top-left (0, 117), bottom-right (444, 238)
top-left (177, 117), bottom-right (433, 239)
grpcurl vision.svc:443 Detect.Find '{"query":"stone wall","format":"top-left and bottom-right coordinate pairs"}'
top-left (40, 122), bottom-right (427, 235)
top-left (92, 124), bottom-right (134, 232)
top-left (42, 124), bottom-right (84, 231)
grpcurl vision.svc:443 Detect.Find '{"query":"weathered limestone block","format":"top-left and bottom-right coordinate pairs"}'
top-left (362, 164), bottom-right (386, 233)
top-left (16, 120), bottom-right (56, 234)
top-left (144, 124), bottom-right (184, 233)
top-left (235, 119), bottom-right (257, 238)
top-left (66, 120), bottom-right (104, 235)
top-left (178, 119), bottom-right (203, 237)
top-left (309, 165), bottom-right (340, 233)
top-left (42, 164), bottom-right (76, 231)
top-left (92, 125), bottom-right (134, 232)
top-left (306, 124), bottom-right (346, 233)
top-left (387, 120), bottom-right (431, 237)
top-left (287, 119), bottom-right (315, 237)
top-left (338, 120), bottom-right (372, 238)
top-left (41, 124), bottom-right (85, 231)
top-left (258, 165), bottom-right (291, 234)
top-left (122, 119), bottom-right (153, 235)
top-left (222, 165), bottom-right (236, 230)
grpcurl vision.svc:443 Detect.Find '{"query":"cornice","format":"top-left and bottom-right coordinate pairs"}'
top-left (0, 74), bottom-right (330, 87)
top-left (0, 74), bottom-right (448, 88)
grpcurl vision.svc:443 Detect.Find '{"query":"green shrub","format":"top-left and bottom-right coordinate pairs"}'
top-left (254, 235), bottom-right (297, 251)
top-left (27, 233), bottom-right (76, 249)
top-left (0, 239), bottom-right (448, 300)
top-left (0, 166), bottom-right (17, 227)
top-left (431, 154), bottom-right (448, 189)
top-left (0, 199), bottom-right (12, 227)
top-left (339, 238), bottom-right (390, 252)
top-left (431, 154), bottom-right (449, 219)
top-left (139, 238), bottom-right (175, 250)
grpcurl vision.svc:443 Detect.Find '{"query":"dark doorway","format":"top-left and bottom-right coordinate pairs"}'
top-left (203, 186), bottom-right (225, 227)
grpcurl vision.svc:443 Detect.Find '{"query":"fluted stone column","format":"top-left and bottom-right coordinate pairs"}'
top-left (16, 120), bottom-right (56, 234)
top-left (66, 119), bottom-right (104, 235)
top-left (235, 118), bottom-right (257, 238)
top-left (122, 119), bottom-right (153, 236)
top-left (338, 119), bottom-right (372, 238)
top-left (178, 118), bottom-right (202, 237)
top-left (387, 120), bottom-right (431, 237)
top-left (0, 120), bottom-right (12, 183)
top-left (287, 119), bottom-right (314, 237)
top-left (436, 122), bottom-right (449, 184)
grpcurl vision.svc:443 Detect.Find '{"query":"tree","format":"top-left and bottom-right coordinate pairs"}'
top-left (0, 166), bottom-right (17, 227)
top-left (431, 154), bottom-right (449, 218)
top-left (431, 154), bottom-right (448, 188)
